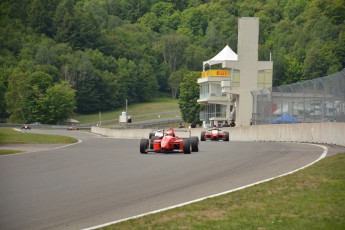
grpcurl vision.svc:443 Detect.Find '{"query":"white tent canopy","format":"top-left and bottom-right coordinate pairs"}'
top-left (203, 45), bottom-right (238, 70)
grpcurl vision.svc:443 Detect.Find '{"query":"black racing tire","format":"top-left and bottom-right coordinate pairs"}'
top-left (183, 138), bottom-right (191, 154)
top-left (149, 132), bottom-right (155, 139)
top-left (140, 138), bottom-right (149, 154)
top-left (200, 131), bottom-right (206, 141)
top-left (190, 136), bottom-right (199, 152)
top-left (224, 132), bottom-right (229, 141)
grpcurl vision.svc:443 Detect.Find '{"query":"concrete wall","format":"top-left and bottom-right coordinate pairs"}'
top-left (92, 122), bottom-right (345, 147)
top-left (92, 127), bottom-right (153, 139)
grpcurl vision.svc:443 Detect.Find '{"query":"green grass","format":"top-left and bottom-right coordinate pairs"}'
top-left (0, 127), bottom-right (78, 144)
top-left (73, 98), bottom-right (180, 124)
top-left (0, 149), bottom-right (23, 155)
top-left (102, 153), bottom-right (345, 230)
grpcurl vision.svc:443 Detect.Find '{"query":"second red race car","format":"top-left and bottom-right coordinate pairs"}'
top-left (200, 127), bottom-right (229, 141)
top-left (140, 128), bottom-right (199, 154)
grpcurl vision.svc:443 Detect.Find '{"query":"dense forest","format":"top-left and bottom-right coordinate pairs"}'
top-left (0, 0), bottom-right (344, 123)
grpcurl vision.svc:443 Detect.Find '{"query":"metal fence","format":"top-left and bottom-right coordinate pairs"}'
top-left (251, 69), bottom-right (345, 124)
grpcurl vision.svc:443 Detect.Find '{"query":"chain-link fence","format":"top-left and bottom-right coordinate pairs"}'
top-left (251, 69), bottom-right (345, 124)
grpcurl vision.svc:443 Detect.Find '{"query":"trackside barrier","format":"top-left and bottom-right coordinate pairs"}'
top-left (91, 122), bottom-right (345, 147)
top-left (92, 127), bottom-right (153, 139)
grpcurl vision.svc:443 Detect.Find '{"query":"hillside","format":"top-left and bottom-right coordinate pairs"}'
top-left (0, 0), bottom-right (344, 123)
top-left (74, 98), bottom-right (181, 127)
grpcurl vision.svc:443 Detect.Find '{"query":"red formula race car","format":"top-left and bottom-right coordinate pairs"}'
top-left (67, 126), bottom-right (79, 131)
top-left (200, 127), bottom-right (229, 141)
top-left (21, 124), bottom-right (31, 130)
top-left (140, 128), bottom-right (199, 154)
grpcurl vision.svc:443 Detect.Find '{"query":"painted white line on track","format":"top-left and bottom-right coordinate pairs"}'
top-left (0, 139), bottom-right (82, 157)
top-left (26, 139), bottom-right (83, 153)
top-left (83, 143), bottom-right (328, 230)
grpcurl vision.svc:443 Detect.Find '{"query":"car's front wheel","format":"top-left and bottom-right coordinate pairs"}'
top-left (140, 139), bottom-right (149, 154)
top-left (183, 138), bottom-right (191, 154)
top-left (200, 131), bottom-right (206, 141)
top-left (190, 136), bottom-right (199, 152)
top-left (224, 132), bottom-right (229, 141)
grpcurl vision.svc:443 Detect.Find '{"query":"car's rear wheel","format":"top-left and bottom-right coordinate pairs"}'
top-left (183, 138), bottom-right (191, 154)
top-left (149, 132), bottom-right (155, 139)
top-left (224, 132), bottom-right (229, 141)
top-left (200, 131), bottom-right (206, 141)
top-left (190, 136), bottom-right (199, 152)
top-left (140, 139), bottom-right (149, 154)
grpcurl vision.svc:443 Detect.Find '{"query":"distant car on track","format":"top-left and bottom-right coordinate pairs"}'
top-left (21, 124), bottom-right (31, 130)
top-left (67, 126), bottom-right (79, 131)
top-left (140, 128), bottom-right (199, 154)
top-left (200, 127), bottom-right (229, 141)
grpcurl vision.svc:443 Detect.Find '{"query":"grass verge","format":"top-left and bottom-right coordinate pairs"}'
top-left (102, 153), bottom-right (345, 230)
top-left (0, 127), bottom-right (77, 144)
top-left (0, 149), bottom-right (23, 155)
top-left (73, 98), bottom-right (180, 124)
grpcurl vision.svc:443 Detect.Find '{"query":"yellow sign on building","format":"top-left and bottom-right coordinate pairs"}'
top-left (201, 70), bottom-right (230, 78)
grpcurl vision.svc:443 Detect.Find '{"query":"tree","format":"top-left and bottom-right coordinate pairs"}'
top-left (105, 0), bottom-right (151, 23)
top-left (335, 31), bottom-right (345, 67)
top-left (303, 40), bottom-right (328, 80)
top-left (5, 70), bottom-right (30, 122)
top-left (168, 67), bottom-right (187, 99)
top-left (184, 44), bottom-right (207, 71)
top-left (53, 0), bottom-right (75, 44)
top-left (177, 7), bottom-right (208, 41)
top-left (178, 71), bottom-right (200, 123)
top-left (75, 78), bottom-right (101, 113)
top-left (61, 50), bottom-right (94, 88)
top-left (159, 33), bottom-right (189, 72)
top-left (0, 76), bottom-right (6, 120)
top-left (136, 60), bottom-right (158, 102)
top-left (322, 0), bottom-right (345, 25)
top-left (283, 54), bottom-right (303, 84)
top-left (72, 9), bottom-right (101, 49)
top-left (156, 61), bottom-right (171, 94)
top-left (35, 37), bottom-right (58, 66)
top-left (28, 0), bottom-right (60, 36)
top-left (203, 21), bottom-right (226, 51)
top-left (37, 82), bottom-right (76, 124)
top-left (35, 64), bottom-right (62, 83)
top-left (0, 19), bottom-right (27, 55)
top-left (99, 23), bottom-right (157, 62)
top-left (21, 71), bottom-right (54, 122)
top-left (115, 58), bottom-right (138, 103)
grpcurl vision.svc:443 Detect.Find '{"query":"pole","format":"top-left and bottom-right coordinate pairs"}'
top-left (126, 98), bottom-right (128, 129)
top-left (99, 111), bottom-right (101, 126)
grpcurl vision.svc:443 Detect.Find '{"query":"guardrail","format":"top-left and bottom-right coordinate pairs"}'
top-left (91, 122), bottom-right (345, 147)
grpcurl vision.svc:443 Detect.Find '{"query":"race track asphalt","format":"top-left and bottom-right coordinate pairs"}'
top-left (0, 129), bottom-right (326, 229)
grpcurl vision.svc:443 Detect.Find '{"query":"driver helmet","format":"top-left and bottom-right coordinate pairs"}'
top-left (165, 128), bottom-right (174, 136)
top-left (155, 129), bottom-right (163, 136)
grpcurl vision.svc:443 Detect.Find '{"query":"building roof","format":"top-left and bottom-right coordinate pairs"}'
top-left (65, 118), bottom-right (80, 123)
top-left (203, 45), bottom-right (238, 70)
